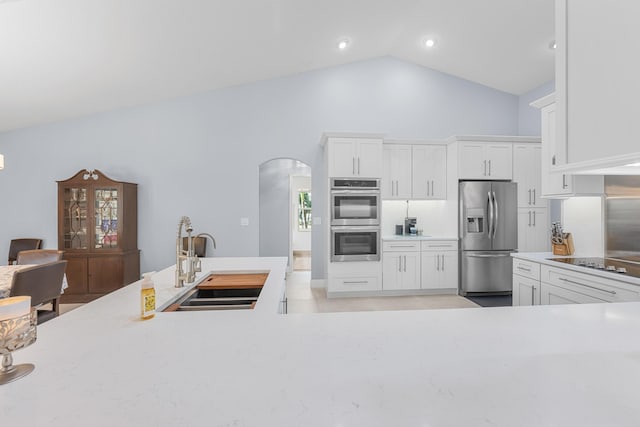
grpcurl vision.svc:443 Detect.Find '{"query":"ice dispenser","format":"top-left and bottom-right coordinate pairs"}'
top-left (466, 208), bottom-right (484, 233)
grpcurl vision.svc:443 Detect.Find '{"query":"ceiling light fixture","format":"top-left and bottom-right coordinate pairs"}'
top-left (0, 154), bottom-right (4, 170)
top-left (338, 39), bottom-right (350, 50)
top-left (424, 39), bottom-right (437, 48)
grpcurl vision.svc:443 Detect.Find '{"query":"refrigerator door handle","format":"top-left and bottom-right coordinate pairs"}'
top-left (487, 191), bottom-right (494, 238)
top-left (492, 191), bottom-right (498, 239)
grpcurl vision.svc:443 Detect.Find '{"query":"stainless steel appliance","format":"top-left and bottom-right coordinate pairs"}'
top-left (331, 226), bottom-right (380, 262)
top-left (605, 175), bottom-right (640, 263)
top-left (459, 181), bottom-right (518, 295)
top-left (330, 178), bottom-right (380, 226)
top-left (548, 257), bottom-right (640, 277)
top-left (404, 217), bottom-right (417, 235)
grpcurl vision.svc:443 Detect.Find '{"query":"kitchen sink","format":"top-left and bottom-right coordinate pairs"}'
top-left (163, 271), bottom-right (267, 312)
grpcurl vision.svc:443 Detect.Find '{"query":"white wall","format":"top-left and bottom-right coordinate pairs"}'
top-left (0, 56), bottom-right (521, 279)
top-left (562, 197), bottom-right (605, 256)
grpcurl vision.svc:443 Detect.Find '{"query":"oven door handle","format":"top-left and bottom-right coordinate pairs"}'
top-left (330, 190), bottom-right (380, 195)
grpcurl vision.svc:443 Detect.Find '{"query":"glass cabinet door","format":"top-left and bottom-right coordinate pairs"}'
top-left (63, 187), bottom-right (88, 249)
top-left (94, 188), bottom-right (119, 249)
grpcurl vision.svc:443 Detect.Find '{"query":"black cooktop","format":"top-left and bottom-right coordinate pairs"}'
top-left (548, 257), bottom-right (640, 279)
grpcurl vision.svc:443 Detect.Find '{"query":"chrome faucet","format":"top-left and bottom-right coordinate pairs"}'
top-left (176, 216), bottom-right (199, 288)
top-left (195, 232), bottom-right (217, 251)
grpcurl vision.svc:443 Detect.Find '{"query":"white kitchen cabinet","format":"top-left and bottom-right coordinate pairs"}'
top-left (458, 142), bottom-right (512, 180)
top-left (327, 260), bottom-right (382, 296)
top-left (382, 145), bottom-right (412, 199)
top-left (382, 241), bottom-right (421, 290)
top-left (412, 145), bottom-right (446, 199)
top-left (555, 0), bottom-right (640, 171)
top-left (517, 208), bottom-right (549, 253)
top-left (512, 274), bottom-right (540, 306)
top-left (512, 144), bottom-right (544, 207)
top-left (420, 240), bottom-right (458, 290)
top-left (539, 282), bottom-right (607, 305)
top-left (326, 137), bottom-right (382, 178)
top-left (531, 94), bottom-right (603, 198)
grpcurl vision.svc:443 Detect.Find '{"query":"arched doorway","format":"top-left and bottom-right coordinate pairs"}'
top-left (258, 158), bottom-right (312, 271)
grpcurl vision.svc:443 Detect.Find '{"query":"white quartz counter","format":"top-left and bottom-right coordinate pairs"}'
top-left (3, 256), bottom-right (640, 426)
top-left (513, 252), bottom-right (640, 287)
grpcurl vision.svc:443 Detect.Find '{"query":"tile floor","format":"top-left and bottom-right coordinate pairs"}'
top-left (285, 271), bottom-right (479, 314)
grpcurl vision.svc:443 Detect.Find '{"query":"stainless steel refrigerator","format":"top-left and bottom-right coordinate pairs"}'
top-left (459, 181), bottom-right (517, 295)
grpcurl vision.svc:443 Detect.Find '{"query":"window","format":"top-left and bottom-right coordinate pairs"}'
top-left (297, 190), bottom-right (312, 231)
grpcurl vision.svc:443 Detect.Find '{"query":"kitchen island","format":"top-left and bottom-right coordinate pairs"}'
top-left (2, 256), bottom-right (640, 426)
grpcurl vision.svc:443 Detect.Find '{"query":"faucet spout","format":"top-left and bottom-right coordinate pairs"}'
top-left (195, 232), bottom-right (217, 251)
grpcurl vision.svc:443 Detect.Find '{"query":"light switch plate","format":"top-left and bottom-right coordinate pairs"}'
top-left (240, 217), bottom-right (249, 226)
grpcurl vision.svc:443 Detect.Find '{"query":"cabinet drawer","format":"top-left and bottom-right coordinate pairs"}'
top-left (541, 265), bottom-right (640, 303)
top-left (333, 276), bottom-right (380, 292)
top-left (513, 258), bottom-right (540, 280)
top-left (420, 240), bottom-right (457, 252)
top-left (383, 241), bottom-right (420, 252)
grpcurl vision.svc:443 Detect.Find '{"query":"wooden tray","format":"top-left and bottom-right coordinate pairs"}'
top-left (197, 273), bottom-right (268, 290)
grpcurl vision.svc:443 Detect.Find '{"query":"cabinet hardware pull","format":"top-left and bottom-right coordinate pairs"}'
top-left (528, 211), bottom-right (531, 227)
top-left (531, 285), bottom-right (535, 304)
top-left (428, 244), bottom-right (452, 248)
top-left (431, 180), bottom-right (435, 196)
top-left (358, 157), bottom-right (361, 175)
top-left (533, 189), bottom-right (536, 204)
top-left (558, 278), bottom-right (617, 295)
top-left (532, 210), bottom-right (536, 227)
top-left (517, 266), bottom-right (531, 272)
top-left (436, 253), bottom-right (440, 271)
top-left (552, 155), bottom-right (556, 166)
top-left (562, 174), bottom-right (568, 189)
top-left (344, 280), bottom-right (368, 284)
top-left (353, 157), bottom-right (356, 175)
top-left (426, 180), bottom-right (430, 196)
top-left (483, 160), bottom-right (487, 176)
top-left (398, 257), bottom-right (402, 272)
top-left (528, 189), bottom-right (531, 205)
top-left (390, 244), bottom-right (415, 248)
top-left (488, 160), bottom-right (492, 176)
top-left (441, 254), bottom-right (445, 270)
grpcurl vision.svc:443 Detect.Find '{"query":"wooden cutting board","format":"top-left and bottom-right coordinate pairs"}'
top-left (197, 273), bottom-right (268, 290)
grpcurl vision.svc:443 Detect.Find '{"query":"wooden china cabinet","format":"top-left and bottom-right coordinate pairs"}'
top-left (57, 169), bottom-right (140, 303)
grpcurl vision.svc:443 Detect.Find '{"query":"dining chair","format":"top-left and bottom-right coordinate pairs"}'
top-left (8, 238), bottom-right (42, 264)
top-left (10, 260), bottom-right (67, 324)
top-left (16, 249), bottom-right (63, 265)
top-left (182, 236), bottom-right (207, 257)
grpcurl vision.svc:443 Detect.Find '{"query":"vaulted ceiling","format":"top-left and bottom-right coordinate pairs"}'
top-left (0, 0), bottom-right (555, 132)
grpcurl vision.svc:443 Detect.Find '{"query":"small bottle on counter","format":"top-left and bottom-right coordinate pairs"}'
top-left (140, 272), bottom-right (156, 320)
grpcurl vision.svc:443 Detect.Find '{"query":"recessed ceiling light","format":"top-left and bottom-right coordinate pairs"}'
top-left (424, 39), bottom-right (437, 48)
top-left (338, 39), bottom-right (350, 50)
top-left (549, 40), bottom-right (557, 50)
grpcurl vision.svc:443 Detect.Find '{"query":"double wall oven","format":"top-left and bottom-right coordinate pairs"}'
top-left (330, 178), bottom-right (381, 262)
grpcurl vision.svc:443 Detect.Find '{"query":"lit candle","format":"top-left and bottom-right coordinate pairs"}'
top-left (0, 296), bottom-right (31, 321)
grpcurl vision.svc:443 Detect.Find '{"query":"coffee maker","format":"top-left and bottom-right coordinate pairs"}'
top-left (404, 217), bottom-right (417, 235)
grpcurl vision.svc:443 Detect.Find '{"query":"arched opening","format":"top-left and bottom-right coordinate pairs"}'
top-left (258, 158), bottom-right (312, 272)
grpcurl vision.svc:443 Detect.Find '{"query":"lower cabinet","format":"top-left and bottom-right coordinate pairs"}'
top-left (327, 261), bottom-right (383, 296)
top-left (382, 239), bottom-right (458, 293)
top-left (512, 258), bottom-right (640, 307)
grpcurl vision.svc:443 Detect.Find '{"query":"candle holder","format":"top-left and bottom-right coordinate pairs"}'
top-left (0, 308), bottom-right (37, 385)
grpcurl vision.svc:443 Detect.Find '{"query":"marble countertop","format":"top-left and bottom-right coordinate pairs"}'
top-left (3, 256), bottom-right (640, 426)
top-left (512, 252), bottom-right (640, 286)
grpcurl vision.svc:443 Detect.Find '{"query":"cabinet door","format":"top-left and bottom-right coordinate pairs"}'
top-left (382, 253), bottom-right (402, 290)
top-left (420, 253), bottom-right (438, 289)
top-left (512, 274), bottom-right (539, 306)
top-left (541, 103), bottom-right (573, 196)
top-left (529, 209), bottom-right (550, 252)
top-left (382, 145), bottom-right (412, 199)
top-left (63, 257), bottom-right (88, 295)
top-left (558, 0), bottom-right (640, 165)
top-left (485, 144), bottom-right (512, 179)
top-left (513, 145), bottom-right (533, 207)
top-left (328, 140), bottom-right (357, 177)
top-left (540, 282), bottom-right (607, 305)
top-left (356, 139), bottom-right (383, 178)
top-left (413, 145), bottom-right (446, 199)
top-left (440, 251), bottom-right (458, 289)
top-left (88, 256), bottom-right (124, 294)
top-left (458, 143), bottom-right (486, 179)
top-left (402, 252), bottom-right (421, 290)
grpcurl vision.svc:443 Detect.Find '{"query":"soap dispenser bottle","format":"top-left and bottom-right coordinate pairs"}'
top-left (140, 272), bottom-right (156, 320)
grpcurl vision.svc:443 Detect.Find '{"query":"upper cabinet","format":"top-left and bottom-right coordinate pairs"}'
top-left (512, 144), bottom-right (544, 207)
top-left (381, 142), bottom-right (447, 200)
top-left (458, 142), bottom-right (512, 180)
top-left (325, 136), bottom-right (383, 178)
top-left (555, 0), bottom-right (640, 174)
top-left (531, 93), bottom-right (603, 198)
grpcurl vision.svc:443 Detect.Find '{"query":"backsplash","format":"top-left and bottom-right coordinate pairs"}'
top-left (381, 200), bottom-right (457, 237)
